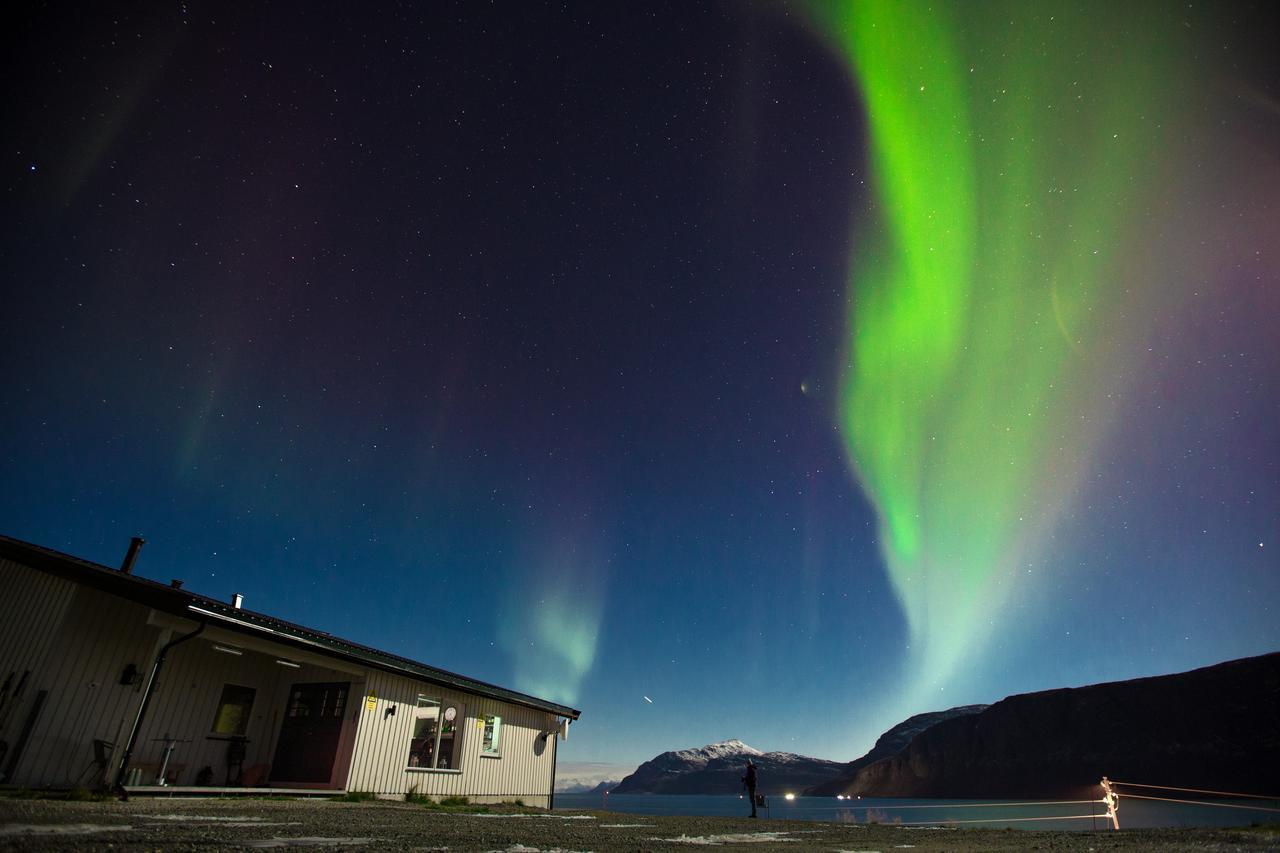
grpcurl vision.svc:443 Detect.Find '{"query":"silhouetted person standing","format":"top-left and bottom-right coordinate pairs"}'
top-left (742, 758), bottom-right (758, 818)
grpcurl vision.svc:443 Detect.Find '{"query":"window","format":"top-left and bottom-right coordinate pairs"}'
top-left (211, 684), bottom-right (256, 736)
top-left (481, 714), bottom-right (502, 756)
top-left (287, 683), bottom-right (346, 719)
top-left (407, 695), bottom-right (463, 770)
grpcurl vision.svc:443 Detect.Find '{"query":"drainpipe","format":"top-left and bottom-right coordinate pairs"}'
top-left (112, 621), bottom-right (205, 799)
top-left (549, 722), bottom-right (558, 811)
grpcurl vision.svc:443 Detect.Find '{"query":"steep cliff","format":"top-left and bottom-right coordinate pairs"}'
top-left (845, 653), bottom-right (1280, 797)
top-left (806, 704), bottom-right (988, 795)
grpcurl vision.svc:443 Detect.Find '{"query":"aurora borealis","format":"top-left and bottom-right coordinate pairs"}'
top-left (811, 1), bottom-right (1205, 701)
top-left (2, 0), bottom-right (1277, 781)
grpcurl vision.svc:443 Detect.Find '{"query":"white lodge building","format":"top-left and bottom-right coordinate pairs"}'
top-left (0, 535), bottom-right (579, 806)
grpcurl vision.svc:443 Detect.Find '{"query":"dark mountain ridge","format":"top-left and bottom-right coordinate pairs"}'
top-left (835, 652), bottom-right (1280, 798)
top-left (806, 704), bottom-right (987, 796)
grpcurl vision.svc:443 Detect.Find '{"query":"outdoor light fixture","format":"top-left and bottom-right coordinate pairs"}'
top-left (784, 793), bottom-right (796, 801)
top-left (212, 644), bottom-right (243, 656)
top-left (274, 658), bottom-right (301, 668)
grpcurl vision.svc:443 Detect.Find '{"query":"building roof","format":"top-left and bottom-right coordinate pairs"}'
top-left (0, 534), bottom-right (581, 720)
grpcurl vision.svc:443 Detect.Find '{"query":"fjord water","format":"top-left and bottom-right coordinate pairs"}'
top-left (554, 793), bottom-right (1275, 830)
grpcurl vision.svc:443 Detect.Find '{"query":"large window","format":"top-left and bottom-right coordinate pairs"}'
top-left (481, 714), bottom-right (501, 757)
top-left (407, 695), bottom-right (463, 770)
top-left (211, 684), bottom-right (256, 736)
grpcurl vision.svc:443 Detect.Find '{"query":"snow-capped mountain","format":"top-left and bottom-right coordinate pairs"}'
top-left (555, 778), bottom-right (623, 795)
top-left (666, 739), bottom-right (762, 766)
top-left (611, 740), bottom-right (844, 794)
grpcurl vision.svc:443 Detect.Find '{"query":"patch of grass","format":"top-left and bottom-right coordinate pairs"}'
top-left (412, 796), bottom-right (476, 812)
top-left (406, 795), bottom-right (543, 814)
top-left (336, 790), bottom-right (540, 814)
top-left (65, 787), bottom-right (112, 802)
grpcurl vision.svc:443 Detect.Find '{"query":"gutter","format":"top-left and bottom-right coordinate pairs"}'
top-left (550, 726), bottom-right (558, 811)
top-left (187, 604), bottom-right (581, 720)
top-left (112, 621), bottom-right (205, 799)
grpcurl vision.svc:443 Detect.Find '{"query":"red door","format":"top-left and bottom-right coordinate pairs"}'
top-left (271, 682), bottom-right (349, 785)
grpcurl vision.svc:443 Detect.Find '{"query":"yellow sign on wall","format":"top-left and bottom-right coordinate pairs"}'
top-left (365, 692), bottom-right (377, 711)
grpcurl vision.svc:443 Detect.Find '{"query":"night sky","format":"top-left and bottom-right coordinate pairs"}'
top-left (4, 1), bottom-right (1278, 784)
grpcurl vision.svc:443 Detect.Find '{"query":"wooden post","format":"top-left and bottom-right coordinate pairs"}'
top-left (1100, 777), bottom-right (1120, 830)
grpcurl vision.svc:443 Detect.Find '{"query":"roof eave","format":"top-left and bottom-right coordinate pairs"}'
top-left (0, 534), bottom-right (582, 720)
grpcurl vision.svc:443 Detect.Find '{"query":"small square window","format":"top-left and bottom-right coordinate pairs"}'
top-left (211, 684), bottom-right (256, 736)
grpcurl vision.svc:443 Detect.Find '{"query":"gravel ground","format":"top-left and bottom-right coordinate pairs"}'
top-left (1, 797), bottom-right (1277, 852)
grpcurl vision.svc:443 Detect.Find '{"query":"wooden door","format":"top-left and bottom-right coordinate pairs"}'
top-left (270, 682), bottom-right (349, 785)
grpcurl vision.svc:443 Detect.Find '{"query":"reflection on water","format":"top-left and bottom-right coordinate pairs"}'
top-left (554, 793), bottom-right (1277, 830)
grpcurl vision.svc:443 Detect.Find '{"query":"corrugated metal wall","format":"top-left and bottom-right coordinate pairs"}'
top-left (2, 556), bottom-right (564, 804)
top-left (0, 559), bottom-right (363, 789)
top-left (347, 668), bottom-right (558, 807)
top-left (0, 558), bottom-right (157, 788)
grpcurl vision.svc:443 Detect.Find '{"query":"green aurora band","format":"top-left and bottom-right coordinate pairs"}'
top-left (810, 2), bottom-right (1195, 692)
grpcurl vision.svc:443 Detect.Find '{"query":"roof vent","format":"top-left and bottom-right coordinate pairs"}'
top-left (120, 536), bottom-right (145, 575)
top-left (232, 592), bottom-right (244, 609)
top-left (170, 579), bottom-right (184, 589)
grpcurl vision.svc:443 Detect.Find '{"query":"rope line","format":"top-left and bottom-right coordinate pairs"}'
top-left (897, 814), bottom-right (1101, 825)
top-left (1116, 792), bottom-right (1280, 813)
top-left (809, 799), bottom-right (1103, 810)
top-left (1110, 781), bottom-right (1278, 800)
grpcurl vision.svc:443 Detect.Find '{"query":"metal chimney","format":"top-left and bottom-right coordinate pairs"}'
top-left (232, 593), bottom-right (244, 609)
top-left (120, 537), bottom-right (145, 575)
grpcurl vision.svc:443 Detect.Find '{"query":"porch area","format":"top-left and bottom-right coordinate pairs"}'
top-left (121, 614), bottom-right (367, 793)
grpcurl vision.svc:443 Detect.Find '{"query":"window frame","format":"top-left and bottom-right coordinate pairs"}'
top-left (405, 694), bottom-right (465, 772)
top-left (480, 713), bottom-right (502, 758)
top-left (210, 683), bottom-right (256, 737)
